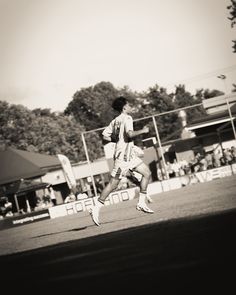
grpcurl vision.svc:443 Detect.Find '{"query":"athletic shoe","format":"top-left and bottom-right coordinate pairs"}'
top-left (136, 203), bottom-right (154, 214)
top-left (89, 206), bottom-right (100, 226)
top-left (146, 195), bottom-right (153, 203)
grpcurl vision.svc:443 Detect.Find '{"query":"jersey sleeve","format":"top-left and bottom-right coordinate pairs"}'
top-left (102, 121), bottom-right (113, 137)
top-left (124, 115), bottom-right (133, 133)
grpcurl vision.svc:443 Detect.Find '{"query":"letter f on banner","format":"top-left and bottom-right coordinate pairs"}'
top-left (57, 154), bottom-right (77, 189)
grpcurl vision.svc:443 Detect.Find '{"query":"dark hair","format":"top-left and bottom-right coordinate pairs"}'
top-left (112, 96), bottom-right (128, 112)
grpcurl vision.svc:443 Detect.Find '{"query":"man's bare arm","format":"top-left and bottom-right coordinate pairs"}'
top-left (127, 126), bottom-right (149, 139)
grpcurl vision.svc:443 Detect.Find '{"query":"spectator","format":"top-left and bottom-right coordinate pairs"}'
top-left (189, 154), bottom-right (198, 172)
top-left (117, 177), bottom-right (129, 190)
top-left (171, 159), bottom-right (181, 177)
top-left (213, 150), bottom-right (221, 167)
top-left (183, 162), bottom-right (191, 175)
top-left (205, 152), bottom-right (213, 169)
top-left (179, 166), bottom-right (185, 176)
top-left (47, 185), bottom-right (57, 206)
top-left (77, 191), bottom-right (89, 200)
top-left (42, 193), bottom-right (52, 208)
top-left (156, 166), bottom-right (163, 181)
top-left (199, 157), bottom-right (208, 171)
top-left (166, 161), bottom-right (174, 178)
top-left (223, 148), bottom-right (233, 165)
top-left (231, 146), bottom-right (236, 163)
top-left (95, 178), bottom-right (104, 195)
top-left (178, 160), bottom-right (187, 176)
top-left (35, 196), bottom-right (44, 211)
top-left (0, 196), bottom-right (13, 218)
top-left (64, 192), bottom-right (76, 203)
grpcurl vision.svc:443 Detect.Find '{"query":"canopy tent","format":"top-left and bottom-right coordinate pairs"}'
top-left (0, 179), bottom-right (50, 213)
top-left (11, 148), bottom-right (61, 171)
top-left (15, 179), bottom-right (50, 212)
top-left (0, 147), bottom-right (61, 212)
top-left (0, 147), bottom-right (62, 186)
top-left (0, 147), bottom-right (45, 186)
top-left (7, 179), bottom-right (49, 196)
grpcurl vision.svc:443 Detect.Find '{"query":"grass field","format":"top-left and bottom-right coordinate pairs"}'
top-left (0, 175), bottom-right (236, 293)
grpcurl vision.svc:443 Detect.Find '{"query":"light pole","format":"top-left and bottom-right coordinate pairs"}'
top-left (217, 74), bottom-right (227, 94)
top-left (152, 116), bottom-right (169, 180)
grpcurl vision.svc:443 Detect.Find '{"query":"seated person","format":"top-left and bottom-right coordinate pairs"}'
top-left (77, 192), bottom-right (89, 200)
top-left (64, 192), bottom-right (76, 203)
top-left (0, 196), bottom-right (13, 217)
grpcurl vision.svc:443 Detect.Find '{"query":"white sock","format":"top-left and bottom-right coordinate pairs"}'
top-left (138, 192), bottom-right (146, 205)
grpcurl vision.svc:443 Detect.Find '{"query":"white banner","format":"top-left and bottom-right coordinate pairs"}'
top-left (57, 154), bottom-right (76, 189)
top-left (48, 187), bottom-right (137, 219)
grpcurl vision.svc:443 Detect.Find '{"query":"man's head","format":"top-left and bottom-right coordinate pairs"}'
top-left (112, 96), bottom-right (132, 113)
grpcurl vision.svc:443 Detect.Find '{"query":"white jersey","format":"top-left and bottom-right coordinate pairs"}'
top-left (102, 113), bottom-right (134, 161)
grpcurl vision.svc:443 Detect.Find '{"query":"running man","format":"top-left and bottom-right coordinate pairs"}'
top-left (89, 96), bottom-right (154, 226)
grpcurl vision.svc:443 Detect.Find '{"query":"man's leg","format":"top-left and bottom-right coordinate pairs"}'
top-left (98, 177), bottom-right (120, 203)
top-left (133, 162), bottom-right (154, 213)
top-left (89, 177), bottom-right (120, 226)
top-left (126, 169), bottom-right (153, 203)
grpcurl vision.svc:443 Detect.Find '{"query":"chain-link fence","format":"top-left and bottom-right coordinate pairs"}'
top-left (81, 93), bottom-right (236, 196)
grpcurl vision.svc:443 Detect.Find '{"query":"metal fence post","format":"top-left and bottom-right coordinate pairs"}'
top-left (81, 132), bottom-right (98, 197)
top-left (152, 115), bottom-right (169, 179)
top-left (225, 97), bottom-right (236, 141)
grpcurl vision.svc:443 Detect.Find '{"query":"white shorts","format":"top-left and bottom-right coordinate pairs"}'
top-left (111, 156), bottom-right (143, 180)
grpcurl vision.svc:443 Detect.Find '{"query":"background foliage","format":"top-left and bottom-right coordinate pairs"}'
top-left (227, 0), bottom-right (236, 52)
top-left (0, 82), bottom-right (227, 163)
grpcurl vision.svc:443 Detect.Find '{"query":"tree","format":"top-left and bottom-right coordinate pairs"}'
top-left (133, 85), bottom-right (180, 141)
top-left (173, 85), bottom-right (206, 126)
top-left (64, 81), bottom-right (138, 131)
top-left (227, 0), bottom-right (236, 52)
top-left (64, 82), bottom-right (120, 130)
top-left (0, 101), bottom-right (91, 163)
top-left (64, 82), bottom-right (140, 160)
top-left (1, 79), bottom-right (229, 164)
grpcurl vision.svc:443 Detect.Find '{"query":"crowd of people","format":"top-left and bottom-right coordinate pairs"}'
top-left (157, 146), bottom-right (236, 181)
top-left (34, 185), bottom-right (58, 210)
top-left (64, 191), bottom-right (89, 203)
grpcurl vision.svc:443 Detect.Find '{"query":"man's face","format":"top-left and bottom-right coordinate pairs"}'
top-left (124, 102), bottom-right (134, 114)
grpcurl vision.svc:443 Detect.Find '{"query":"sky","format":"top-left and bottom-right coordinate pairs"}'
top-left (0, 0), bottom-right (235, 112)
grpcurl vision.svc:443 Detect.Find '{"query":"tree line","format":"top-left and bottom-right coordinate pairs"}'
top-left (0, 82), bottom-right (229, 163)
